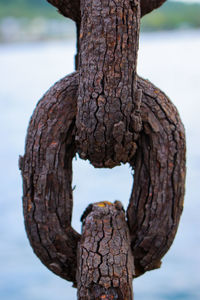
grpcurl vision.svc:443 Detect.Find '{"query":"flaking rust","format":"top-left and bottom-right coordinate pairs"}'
top-left (77, 201), bottom-right (134, 300)
top-left (20, 0), bottom-right (186, 299)
top-left (20, 73), bottom-right (186, 298)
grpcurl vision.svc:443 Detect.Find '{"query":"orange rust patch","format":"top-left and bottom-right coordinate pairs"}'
top-left (96, 201), bottom-right (113, 207)
top-left (100, 295), bottom-right (114, 300)
top-left (50, 141), bottom-right (57, 146)
top-left (27, 197), bottom-right (32, 213)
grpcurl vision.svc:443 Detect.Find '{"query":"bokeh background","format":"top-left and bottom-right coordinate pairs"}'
top-left (0, 0), bottom-right (200, 299)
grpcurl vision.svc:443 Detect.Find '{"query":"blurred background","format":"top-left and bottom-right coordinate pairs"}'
top-left (0, 0), bottom-right (200, 299)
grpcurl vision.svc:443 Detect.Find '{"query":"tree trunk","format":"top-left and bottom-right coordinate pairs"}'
top-left (77, 201), bottom-right (134, 300)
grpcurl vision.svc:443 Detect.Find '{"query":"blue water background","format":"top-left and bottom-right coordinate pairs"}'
top-left (0, 30), bottom-right (200, 299)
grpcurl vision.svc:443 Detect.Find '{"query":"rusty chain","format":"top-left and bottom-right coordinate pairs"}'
top-left (20, 0), bottom-right (186, 296)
